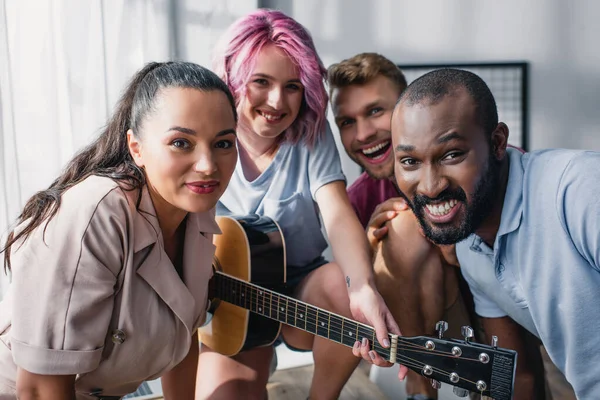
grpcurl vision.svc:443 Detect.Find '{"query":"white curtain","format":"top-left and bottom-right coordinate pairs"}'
top-left (0, 0), bottom-right (175, 297)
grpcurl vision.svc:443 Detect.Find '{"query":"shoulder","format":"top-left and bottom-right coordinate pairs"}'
top-left (36, 176), bottom-right (134, 247)
top-left (61, 176), bottom-right (131, 219)
top-left (521, 149), bottom-right (598, 195)
top-left (347, 172), bottom-right (374, 195)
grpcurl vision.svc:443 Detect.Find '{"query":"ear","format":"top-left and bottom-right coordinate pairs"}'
top-left (127, 129), bottom-right (144, 167)
top-left (490, 122), bottom-right (509, 160)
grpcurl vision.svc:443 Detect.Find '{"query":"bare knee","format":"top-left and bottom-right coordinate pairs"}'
top-left (295, 262), bottom-right (350, 313)
top-left (196, 345), bottom-right (272, 399)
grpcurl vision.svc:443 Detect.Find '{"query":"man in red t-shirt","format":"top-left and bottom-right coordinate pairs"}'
top-left (327, 53), bottom-right (474, 400)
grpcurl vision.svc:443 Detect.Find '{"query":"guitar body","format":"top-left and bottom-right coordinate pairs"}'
top-left (199, 215), bottom-right (286, 356)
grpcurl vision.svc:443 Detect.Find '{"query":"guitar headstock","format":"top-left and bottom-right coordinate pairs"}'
top-left (394, 325), bottom-right (516, 400)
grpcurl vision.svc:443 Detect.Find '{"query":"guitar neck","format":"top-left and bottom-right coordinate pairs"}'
top-left (213, 271), bottom-right (394, 359)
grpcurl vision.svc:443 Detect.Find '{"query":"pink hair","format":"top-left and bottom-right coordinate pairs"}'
top-left (212, 9), bottom-right (328, 147)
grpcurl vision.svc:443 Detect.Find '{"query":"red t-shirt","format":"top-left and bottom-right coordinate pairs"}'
top-left (347, 172), bottom-right (400, 229)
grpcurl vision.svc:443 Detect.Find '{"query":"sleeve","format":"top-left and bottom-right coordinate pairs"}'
top-left (460, 266), bottom-right (508, 319)
top-left (557, 151), bottom-right (600, 272)
top-left (10, 183), bottom-right (128, 375)
top-left (308, 120), bottom-right (347, 199)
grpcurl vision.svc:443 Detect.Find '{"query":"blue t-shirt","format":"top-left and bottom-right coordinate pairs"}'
top-left (217, 122), bottom-right (346, 268)
top-left (457, 147), bottom-right (600, 399)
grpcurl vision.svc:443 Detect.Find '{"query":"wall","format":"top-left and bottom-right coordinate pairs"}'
top-left (174, 0), bottom-right (258, 65)
top-left (262, 0), bottom-right (600, 184)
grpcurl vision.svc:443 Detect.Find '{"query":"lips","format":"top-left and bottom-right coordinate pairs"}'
top-left (357, 140), bottom-right (392, 165)
top-left (423, 200), bottom-right (462, 224)
top-left (185, 181), bottom-right (219, 195)
top-left (257, 110), bottom-right (286, 124)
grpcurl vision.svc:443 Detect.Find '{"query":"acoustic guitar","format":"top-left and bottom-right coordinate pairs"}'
top-left (199, 215), bottom-right (516, 400)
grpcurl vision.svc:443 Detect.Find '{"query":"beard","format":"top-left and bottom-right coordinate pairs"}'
top-left (406, 154), bottom-right (502, 245)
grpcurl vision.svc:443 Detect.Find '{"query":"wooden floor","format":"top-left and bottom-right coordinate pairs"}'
top-left (267, 362), bottom-right (388, 400)
top-left (266, 347), bottom-right (577, 400)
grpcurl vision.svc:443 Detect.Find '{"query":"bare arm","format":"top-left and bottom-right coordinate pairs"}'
top-left (161, 335), bottom-right (199, 400)
top-left (480, 317), bottom-right (537, 400)
top-left (16, 368), bottom-right (76, 400)
top-left (316, 181), bottom-right (377, 292)
top-left (317, 181), bottom-right (408, 379)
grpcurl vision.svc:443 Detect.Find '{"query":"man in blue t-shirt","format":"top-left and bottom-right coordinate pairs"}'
top-left (376, 67), bottom-right (600, 399)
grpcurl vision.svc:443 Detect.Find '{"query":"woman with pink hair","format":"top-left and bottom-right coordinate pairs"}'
top-left (196, 9), bottom-right (402, 400)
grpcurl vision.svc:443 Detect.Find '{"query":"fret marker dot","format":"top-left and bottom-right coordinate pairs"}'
top-left (321, 322), bottom-right (325, 326)
top-left (349, 332), bottom-right (353, 337)
top-left (299, 314), bottom-right (303, 318)
top-left (259, 291), bottom-right (263, 295)
top-left (281, 307), bottom-right (284, 311)
top-left (242, 293), bottom-right (245, 297)
top-left (259, 307), bottom-right (262, 312)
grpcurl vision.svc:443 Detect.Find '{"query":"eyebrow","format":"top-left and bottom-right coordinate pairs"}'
top-left (395, 132), bottom-right (466, 152)
top-left (395, 144), bottom-right (415, 152)
top-left (252, 73), bottom-right (302, 84)
top-left (166, 126), bottom-right (236, 136)
top-left (437, 132), bottom-right (466, 144)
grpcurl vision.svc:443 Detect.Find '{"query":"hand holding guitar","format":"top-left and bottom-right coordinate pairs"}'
top-left (348, 282), bottom-right (409, 381)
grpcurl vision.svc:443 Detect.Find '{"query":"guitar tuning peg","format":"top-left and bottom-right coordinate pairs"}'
top-left (435, 320), bottom-right (448, 338)
top-left (461, 325), bottom-right (474, 343)
top-left (430, 379), bottom-right (441, 389)
top-left (491, 335), bottom-right (498, 348)
top-left (453, 386), bottom-right (469, 397)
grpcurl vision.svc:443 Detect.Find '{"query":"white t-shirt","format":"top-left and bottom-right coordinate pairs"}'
top-left (217, 122), bottom-right (346, 267)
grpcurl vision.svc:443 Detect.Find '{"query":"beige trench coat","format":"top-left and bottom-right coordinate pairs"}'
top-left (0, 176), bottom-right (218, 398)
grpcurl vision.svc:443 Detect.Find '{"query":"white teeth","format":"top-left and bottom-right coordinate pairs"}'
top-left (259, 111), bottom-right (283, 121)
top-left (362, 141), bottom-right (390, 155)
top-left (426, 200), bottom-right (458, 216)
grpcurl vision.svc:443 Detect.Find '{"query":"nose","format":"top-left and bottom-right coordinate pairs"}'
top-left (267, 86), bottom-right (284, 109)
top-left (355, 118), bottom-right (377, 142)
top-left (416, 164), bottom-right (449, 200)
top-left (194, 151), bottom-right (218, 176)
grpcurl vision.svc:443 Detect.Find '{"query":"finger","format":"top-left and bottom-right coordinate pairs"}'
top-left (397, 364), bottom-right (408, 381)
top-left (385, 311), bottom-right (402, 336)
top-left (393, 199), bottom-right (409, 211)
top-left (371, 313), bottom-right (391, 348)
top-left (352, 340), bottom-right (361, 358)
top-left (370, 211), bottom-right (397, 229)
top-left (360, 338), bottom-right (393, 367)
top-left (372, 226), bottom-right (388, 241)
top-left (373, 199), bottom-right (397, 214)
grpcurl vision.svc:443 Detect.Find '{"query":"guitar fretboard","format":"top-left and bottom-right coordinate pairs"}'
top-left (213, 271), bottom-right (393, 359)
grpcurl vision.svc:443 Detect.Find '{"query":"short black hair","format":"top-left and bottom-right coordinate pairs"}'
top-left (397, 68), bottom-right (498, 136)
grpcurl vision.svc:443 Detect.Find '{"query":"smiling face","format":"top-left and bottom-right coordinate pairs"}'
top-left (239, 44), bottom-right (304, 141)
top-left (392, 88), bottom-right (507, 245)
top-left (332, 75), bottom-right (402, 179)
top-left (128, 87), bottom-right (238, 220)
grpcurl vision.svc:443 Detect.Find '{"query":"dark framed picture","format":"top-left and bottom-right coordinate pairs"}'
top-left (397, 62), bottom-right (529, 151)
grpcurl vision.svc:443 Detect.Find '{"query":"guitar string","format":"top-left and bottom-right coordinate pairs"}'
top-left (218, 279), bottom-right (482, 386)
top-left (218, 274), bottom-right (483, 360)
top-left (224, 282), bottom-right (485, 370)
top-left (216, 275), bottom-right (488, 386)
top-left (218, 274), bottom-right (485, 361)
